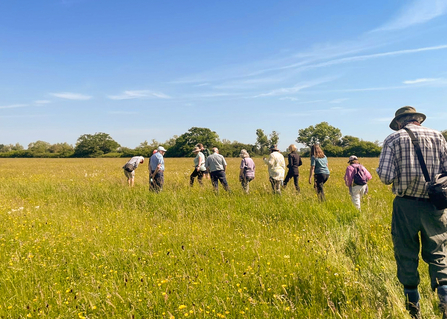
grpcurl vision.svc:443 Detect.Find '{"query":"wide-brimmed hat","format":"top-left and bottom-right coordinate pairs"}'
top-left (348, 155), bottom-right (358, 163)
top-left (157, 146), bottom-right (167, 152)
top-left (389, 106), bottom-right (426, 131)
top-left (269, 144), bottom-right (279, 152)
top-left (192, 146), bottom-right (200, 153)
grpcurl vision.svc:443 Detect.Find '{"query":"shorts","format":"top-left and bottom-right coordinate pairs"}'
top-left (124, 169), bottom-right (135, 179)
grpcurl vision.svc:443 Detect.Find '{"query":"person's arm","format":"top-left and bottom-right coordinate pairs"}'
top-left (376, 143), bottom-right (396, 185)
top-left (309, 166), bottom-right (314, 184)
top-left (197, 154), bottom-right (203, 171)
top-left (344, 166), bottom-right (353, 187)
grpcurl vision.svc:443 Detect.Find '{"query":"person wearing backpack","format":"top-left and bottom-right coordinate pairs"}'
top-left (377, 106), bottom-right (447, 318)
top-left (239, 149), bottom-right (255, 194)
top-left (122, 156), bottom-right (144, 187)
top-left (344, 155), bottom-right (372, 210)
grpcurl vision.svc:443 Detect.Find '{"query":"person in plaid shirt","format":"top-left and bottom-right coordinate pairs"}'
top-left (377, 106), bottom-right (447, 319)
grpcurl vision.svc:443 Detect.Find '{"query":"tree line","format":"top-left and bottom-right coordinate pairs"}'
top-left (1, 122), bottom-right (428, 158)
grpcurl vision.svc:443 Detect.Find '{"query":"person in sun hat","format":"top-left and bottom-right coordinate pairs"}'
top-left (263, 144), bottom-right (285, 195)
top-left (344, 155), bottom-right (372, 210)
top-left (190, 146), bottom-right (206, 187)
top-left (196, 143), bottom-right (211, 180)
top-left (239, 149), bottom-right (255, 194)
top-left (377, 106), bottom-right (447, 318)
top-left (308, 143), bottom-right (330, 201)
top-left (149, 146), bottom-right (167, 192)
top-left (122, 156), bottom-right (144, 187)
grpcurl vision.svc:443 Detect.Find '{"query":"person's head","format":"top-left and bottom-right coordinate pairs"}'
top-left (153, 149), bottom-right (157, 154)
top-left (157, 146), bottom-right (167, 155)
top-left (269, 145), bottom-right (279, 153)
top-left (288, 144), bottom-right (297, 153)
top-left (192, 146), bottom-right (200, 154)
top-left (311, 144), bottom-right (325, 158)
top-left (196, 143), bottom-right (204, 150)
top-left (212, 147), bottom-right (219, 154)
top-left (239, 149), bottom-right (249, 158)
top-left (347, 155), bottom-right (359, 165)
top-left (389, 106), bottom-right (426, 131)
top-left (140, 158), bottom-right (144, 164)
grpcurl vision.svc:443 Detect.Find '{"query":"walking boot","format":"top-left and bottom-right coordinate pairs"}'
top-left (404, 288), bottom-right (421, 319)
top-left (437, 285), bottom-right (447, 319)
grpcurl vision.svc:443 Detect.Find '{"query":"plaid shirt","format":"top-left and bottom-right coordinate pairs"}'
top-left (377, 123), bottom-right (447, 198)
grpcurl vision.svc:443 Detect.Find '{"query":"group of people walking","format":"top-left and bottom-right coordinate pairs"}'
top-left (122, 141), bottom-right (373, 209)
top-left (122, 105), bottom-right (447, 318)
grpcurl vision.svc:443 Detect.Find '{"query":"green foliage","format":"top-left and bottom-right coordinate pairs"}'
top-left (340, 135), bottom-right (360, 148)
top-left (74, 133), bottom-right (120, 157)
top-left (219, 140), bottom-right (257, 157)
top-left (345, 141), bottom-right (382, 157)
top-left (297, 122), bottom-right (342, 147)
top-left (167, 127), bottom-right (220, 157)
top-left (442, 130), bottom-right (447, 141)
top-left (48, 143), bottom-right (74, 157)
top-left (256, 129), bottom-right (269, 154)
top-left (0, 143), bottom-right (24, 152)
top-left (27, 140), bottom-right (51, 157)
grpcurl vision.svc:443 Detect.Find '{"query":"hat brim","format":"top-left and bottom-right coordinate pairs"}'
top-left (389, 112), bottom-right (426, 131)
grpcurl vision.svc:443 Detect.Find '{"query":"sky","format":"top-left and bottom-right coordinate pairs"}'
top-left (1, 0), bottom-right (447, 150)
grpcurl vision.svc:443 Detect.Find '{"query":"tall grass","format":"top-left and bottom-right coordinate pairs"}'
top-left (0, 158), bottom-right (440, 318)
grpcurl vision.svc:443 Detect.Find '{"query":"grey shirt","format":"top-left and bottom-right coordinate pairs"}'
top-left (205, 153), bottom-right (227, 172)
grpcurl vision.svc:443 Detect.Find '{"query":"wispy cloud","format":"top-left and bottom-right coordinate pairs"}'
top-left (373, 0), bottom-right (447, 32)
top-left (50, 92), bottom-right (92, 100)
top-left (279, 97), bottom-right (299, 101)
top-left (254, 78), bottom-right (334, 98)
top-left (403, 78), bottom-right (438, 84)
top-left (0, 104), bottom-right (29, 109)
top-left (108, 90), bottom-right (171, 100)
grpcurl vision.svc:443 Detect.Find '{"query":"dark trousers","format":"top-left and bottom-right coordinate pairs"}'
top-left (392, 196), bottom-right (447, 290)
top-left (190, 169), bottom-right (204, 186)
top-left (210, 170), bottom-right (229, 192)
top-left (284, 170), bottom-right (300, 192)
top-left (150, 170), bottom-right (164, 192)
top-left (314, 173), bottom-right (329, 201)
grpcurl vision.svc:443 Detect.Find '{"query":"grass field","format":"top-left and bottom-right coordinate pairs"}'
top-left (0, 157), bottom-right (441, 318)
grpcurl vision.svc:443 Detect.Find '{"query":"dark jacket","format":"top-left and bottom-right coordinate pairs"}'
top-left (287, 151), bottom-right (302, 175)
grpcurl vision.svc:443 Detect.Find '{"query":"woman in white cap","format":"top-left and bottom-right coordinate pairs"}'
top-left (239, 149), bottom-right (255, 194)
top-left (190, 146), bottom-right (206, 186)
top-left (344, 155), bottom-right (372, 210)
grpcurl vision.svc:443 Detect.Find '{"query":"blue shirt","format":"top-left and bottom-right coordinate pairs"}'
top-left (311, 156), bottom-right (330, 175)
top-left (150, 152), bottom-right (164, 172)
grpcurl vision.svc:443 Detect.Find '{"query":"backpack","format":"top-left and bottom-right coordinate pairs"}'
top-left (124, 163), bottom-right (134, 172)
top-left (353, 165), bottom-right (368, 185)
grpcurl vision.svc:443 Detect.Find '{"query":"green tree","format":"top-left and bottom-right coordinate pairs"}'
top-left (442, 130), bottom-right (447, 141)
top-left (48, 143), bottom-right (74, 157)
top-left (28, 140), bottom-right (51, 156)
top-left (269, 131), bottom-right (280, 147)
top-left (167, 128), bottom-right (220, 157)
top-left (296, 122), bottom-right (342, 147)
top-left (256, 129), bottom-right (269, 155)
top-left (74, 133), bottom-right (120, 157)
top-left (339, 135), bottom-right (360, 148)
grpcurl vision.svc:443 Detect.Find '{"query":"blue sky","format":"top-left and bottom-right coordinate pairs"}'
top-left (1, 0), bottom-right (447, 150)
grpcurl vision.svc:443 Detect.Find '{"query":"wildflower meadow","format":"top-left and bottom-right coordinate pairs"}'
top-left (0, 158), bottom-right (441, 318)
